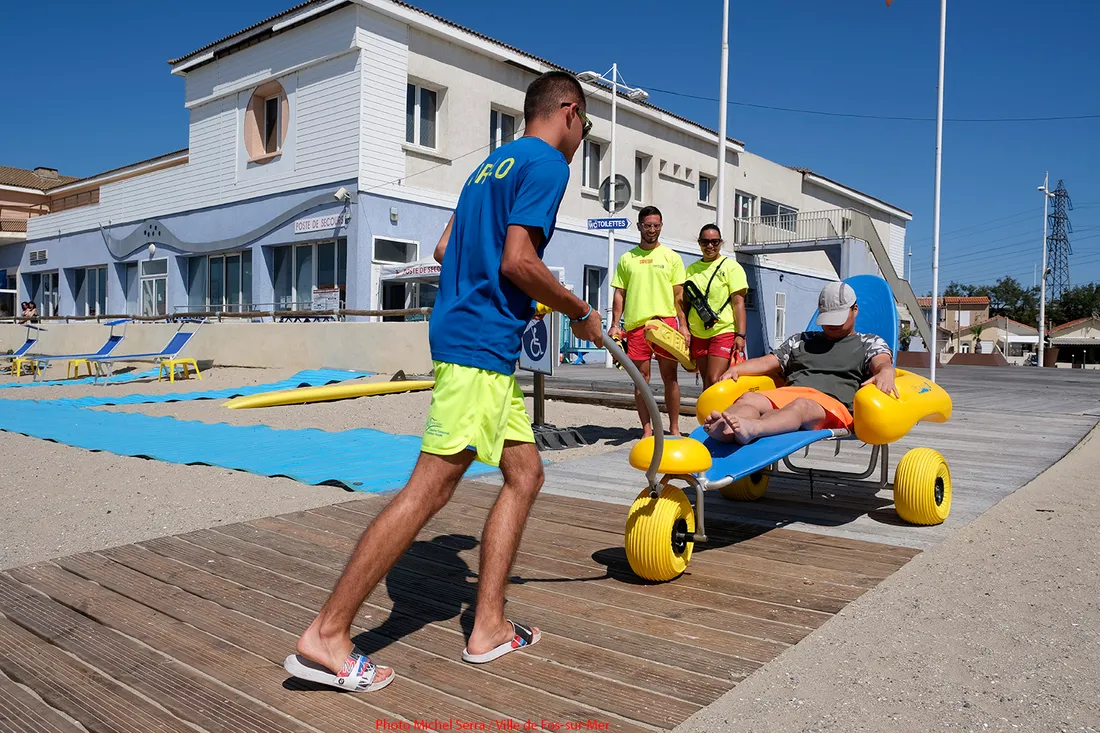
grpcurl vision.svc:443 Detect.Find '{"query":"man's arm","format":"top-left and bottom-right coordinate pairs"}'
top-left (673, 284), bottom-right (691, 342)
top-left (609, 288), bottom-right (626, 338)
top-left (500, 224), bottom-right (602, 344)
top-left (720, 353), bottom-right (782, 381)
top-left (433, 214), bottom-right (455, 264)
top-left (862, 353), bottom-right (898, 397)
top-left (731, 290), bottom-right (747, 355)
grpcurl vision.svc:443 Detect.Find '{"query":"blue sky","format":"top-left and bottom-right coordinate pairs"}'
top-left (2, 0), bottom-right (1097, 295)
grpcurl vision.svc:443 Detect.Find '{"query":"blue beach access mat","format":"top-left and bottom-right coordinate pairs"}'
top-left (0, 369), bottom-right (162, 389)
top-left (0, 399), bottom-right (496, 492)
top-left (50, 368), bottom-right (371, 407)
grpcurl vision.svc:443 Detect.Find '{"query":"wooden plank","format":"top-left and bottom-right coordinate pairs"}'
top-left (455, 482), bottom-right (920, 566)
top-left (272, 507), bottom-right (841, 631)
top-left (183, 524), bottom-right (746, 707)
top-left (8, 559), bottom-right (433, 733)
top-left (245, 514), bottom-right (790, 662)
top-left (127, 536), bottom-right (665, 732)
top-left (0, 614), bottom-right (194, 733)
top-left (0, 573), bottom-right (312, 733)
top-left (0, 670), bottom-right (85, 733)
top-left (309, 503), bottom-right (853, 627)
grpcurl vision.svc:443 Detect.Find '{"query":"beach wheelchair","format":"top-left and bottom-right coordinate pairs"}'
top-left (604, 275), bottom-right (954, 582)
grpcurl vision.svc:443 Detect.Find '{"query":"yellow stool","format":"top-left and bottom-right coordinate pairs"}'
top-left (159, 357), bottom-right (202, 383)
top-left (67, 358), bottom-right (93, 380)
top-left (10, 357), bottom-right (39, 377)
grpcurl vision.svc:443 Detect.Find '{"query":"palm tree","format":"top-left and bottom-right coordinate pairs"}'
top-left (969, 324), bottom-right (985, 353)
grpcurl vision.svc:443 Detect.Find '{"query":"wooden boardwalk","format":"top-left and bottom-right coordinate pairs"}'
top-left (0, 482), bottom-right (917, 733)
top-left (518, 365), bottom-right (1100, 550)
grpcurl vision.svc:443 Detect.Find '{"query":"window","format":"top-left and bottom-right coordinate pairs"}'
top-left (583, 266), bottom-right (604, 313)
top-left (273, 240), bottom-right (347, 310)
top-left (140, 259), bottom-right (168, 317)
top-left (743, 288), bottom-right (756, 310)
top-left (244, 80), bottom-right (287, 162)
top-left (29, 272), bottom-right (59, 317)
top-left (774, 291), bottom-right (786, 346)
top-left (406, 83), bottom-right (437, 149)
top-left (264, 96), bottom-right (280, 154)
top-left (489, 109), bottom-right (516, 152)
top-left (188, 252), bottom-right (253, 313)
top-left (698, 174), bottom-right (715, 205)
top-left (77, 265), bottom-right (108, 316)
top-left (582, 140), bottom-right (601, 190)
top-left (634, 155), bottom-right (649, 203)
top-left (761, 199), bottom-right (797, 232)
top-left (373, 237), bottom-right (419, 322)
top-left (734, 192), bottom-right (754, 244)
top-left (123, 263), bottom-right (139, 313)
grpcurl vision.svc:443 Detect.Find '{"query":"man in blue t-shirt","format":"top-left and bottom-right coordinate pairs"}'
top-left (286, 71), bottom-right (602, 693)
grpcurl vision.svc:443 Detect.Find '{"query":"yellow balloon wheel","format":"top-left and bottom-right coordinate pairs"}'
top-left (718, 471), bottom-right (770, 501)
top-left (625, 485), bottom-right (695, 582)
top-left (893, 447), bottom-right (952, 525)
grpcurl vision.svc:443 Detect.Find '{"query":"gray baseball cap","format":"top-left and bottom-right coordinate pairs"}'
top-left (816, 281), bottom-right (857, 326)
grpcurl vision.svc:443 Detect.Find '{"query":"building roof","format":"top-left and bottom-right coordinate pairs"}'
top-left (1050, 316), bottom-right (1099, 334)
top-left (789, 167), bottom-right (913, 218)
top-left (916, 296), bottom-right (990, 307)
top-left (1049, 337), bottom-right (1100, 347)
top-left (166, 0), bottom-right (746, 146)
top-left (0, 165), bottom-right (79, 192)
top-left (951, 315), bottom-right (1037, 336)
top-left (44, 149), bottom-right (189, 195)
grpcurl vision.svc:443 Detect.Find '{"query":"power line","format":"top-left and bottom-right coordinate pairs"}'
top-left (644, 86), bottom-right (1100, 123)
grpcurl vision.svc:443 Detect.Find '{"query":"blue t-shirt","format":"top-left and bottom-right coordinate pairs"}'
top-left (429, 137), bottom-right (570, 375)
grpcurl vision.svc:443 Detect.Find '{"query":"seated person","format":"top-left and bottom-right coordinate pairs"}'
top-left (704, 281), bottom-right (897, 445)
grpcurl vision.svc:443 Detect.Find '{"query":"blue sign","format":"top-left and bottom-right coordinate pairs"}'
top-left (587, 217), bottom-right (630, 231)
top-left (519, 316), bottom-right (556, 375)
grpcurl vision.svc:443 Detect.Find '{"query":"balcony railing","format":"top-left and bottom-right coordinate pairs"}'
top-left (733, 208), bottom-right (850, 246)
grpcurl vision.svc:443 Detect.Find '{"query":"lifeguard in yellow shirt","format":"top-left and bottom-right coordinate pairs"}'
top-left (608, 206), bottom-right (689, 437)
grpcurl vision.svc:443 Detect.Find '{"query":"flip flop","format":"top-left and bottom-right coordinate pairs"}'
top-left (462, 621), bottom-right (541, 664)
top-left (283, 648), bottom-right (395, 692)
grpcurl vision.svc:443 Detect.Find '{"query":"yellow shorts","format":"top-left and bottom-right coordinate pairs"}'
top-left (420, 361), bottom-right (535, 467)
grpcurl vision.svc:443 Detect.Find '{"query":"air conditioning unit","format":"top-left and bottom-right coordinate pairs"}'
top-left (29, 249), bottom-right (47, 265)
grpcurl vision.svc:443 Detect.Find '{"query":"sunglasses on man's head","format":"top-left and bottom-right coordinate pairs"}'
top-left (562, 102), bottom-right (592, 138)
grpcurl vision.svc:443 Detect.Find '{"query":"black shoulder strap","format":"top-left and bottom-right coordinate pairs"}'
top-left (703, 257), bottom-right (730, 314)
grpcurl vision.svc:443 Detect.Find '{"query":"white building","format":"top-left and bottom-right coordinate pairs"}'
top-left (0, 0), bottom-right (929, 355)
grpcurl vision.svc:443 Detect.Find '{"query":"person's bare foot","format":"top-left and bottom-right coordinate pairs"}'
top-left (296, 620), bottom-right (394, 685)
top-left (726, 415), bottom-right (763, 445)
top-left (704, 412), bottom-right (737, 441)
top-left (466, 618), bottom-right (537, 656)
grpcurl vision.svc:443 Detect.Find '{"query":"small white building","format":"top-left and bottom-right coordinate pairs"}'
top-left (1, 0), bottom-right (928, 356)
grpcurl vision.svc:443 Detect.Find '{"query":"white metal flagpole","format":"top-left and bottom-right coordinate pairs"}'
top-left (929, 0), bottom-right (947, 383)
top-left (605, 63), bottom-right (618, 368)
top-left (715, 0), bottom-right (730, 232)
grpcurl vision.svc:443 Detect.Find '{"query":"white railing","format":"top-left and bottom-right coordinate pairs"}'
top-left (733, 208), bottom-right (845, 246)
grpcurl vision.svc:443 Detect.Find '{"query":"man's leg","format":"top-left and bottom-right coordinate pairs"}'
top-left (632, 357), bottom-right (654, 437)
top-left (704, 391), bottom-right (772, 440)
top-left (657, 355), bottom-right (682, 436)
top-left (295, 450), bottom-right (474, 677)
top-left (466, 440), bottom-right (545, 655)
top-left (713, 397), bottom-right (828, 445)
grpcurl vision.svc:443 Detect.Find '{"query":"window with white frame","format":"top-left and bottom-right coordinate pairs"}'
top-left (582, 140), bottom-right (601, 190)
top-left (698, 174), bottom-right (715, 205)
top-left (140, 259), bottom-right (168, 317)
top-left (405, 83), bottom-right (438, 149)
top-left (188, 251), bottom-right (253, 313)
top-left (634, 154), bottom-right (649, 203)
top-left (734, 191), bottom-right (754, 244)
top-left (373, 237), bottom-right (420, 322)
top-left (489, 109), bottom-right (516, 152)
top-left (774, 291), bottom-right (786, 346)
top-left (583, 266), bottom-right (604, 314)
top-left (75, 265), bottom-right (108, 316)
top-left (30, 271), bottom-right (60, 317)
top-left (761, 199), bottom-right (797, 232)
top-left (272, 240), bottom-right (348, 310)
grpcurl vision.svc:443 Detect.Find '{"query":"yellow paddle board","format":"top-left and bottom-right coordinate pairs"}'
top-left (223, 379), bottom-right (435, 409)
top-left (643, 318), bottom-right (696, 372)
